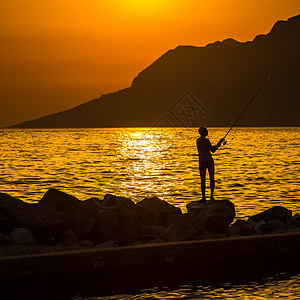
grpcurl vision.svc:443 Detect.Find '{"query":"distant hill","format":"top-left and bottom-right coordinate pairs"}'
top-left (10, 14), bottom-right (300, 128)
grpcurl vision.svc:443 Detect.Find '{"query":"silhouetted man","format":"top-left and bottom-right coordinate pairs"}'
top-left (197, 127), bottom-right (224, 202)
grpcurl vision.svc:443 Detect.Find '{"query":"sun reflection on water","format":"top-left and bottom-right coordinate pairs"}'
top-left (0, 127), bottom-right (299, 218)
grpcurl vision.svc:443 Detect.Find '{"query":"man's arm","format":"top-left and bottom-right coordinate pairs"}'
top-left (209, 138), bottom-right (225, 153)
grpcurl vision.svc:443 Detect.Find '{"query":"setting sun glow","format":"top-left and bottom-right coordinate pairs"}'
top-left (97, 0), bottom-right (181, 22)
top-left (0, 0), bottom-right (299, 127)
top-left (124, 0), bottom-right (167, 12)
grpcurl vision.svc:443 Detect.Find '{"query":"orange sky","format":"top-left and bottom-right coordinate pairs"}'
top-left (0, 0), bottom-right (299, 127)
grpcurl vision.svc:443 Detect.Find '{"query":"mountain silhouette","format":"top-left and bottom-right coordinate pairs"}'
top-left (10, 14), bottom-right (300, 128)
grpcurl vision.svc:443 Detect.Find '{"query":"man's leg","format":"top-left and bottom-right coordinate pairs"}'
top-left (200, 167), bottom-right (206, 201)
top-left (208, 164), bottom-right (215, 200)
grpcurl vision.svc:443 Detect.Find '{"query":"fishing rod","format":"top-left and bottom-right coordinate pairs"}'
top-left (223, 76), bottom-right (271, 144)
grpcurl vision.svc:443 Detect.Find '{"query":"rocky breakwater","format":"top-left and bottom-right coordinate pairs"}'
top-left (0, 189), bottom-right (300, 255)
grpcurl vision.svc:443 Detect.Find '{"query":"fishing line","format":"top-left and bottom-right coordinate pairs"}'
top-left (223, 76), bottom-right (271, 145)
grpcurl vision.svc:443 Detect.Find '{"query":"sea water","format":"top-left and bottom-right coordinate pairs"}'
top-left (0, 127), bottom-right (299, 298)
top-left (0, 127), bottom-right (299, 218)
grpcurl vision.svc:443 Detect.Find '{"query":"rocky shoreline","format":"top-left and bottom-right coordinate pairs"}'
top-left (0, 189), bottom-right (299, 257)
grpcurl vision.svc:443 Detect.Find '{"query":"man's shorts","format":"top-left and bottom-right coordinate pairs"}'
top-left (199, 159), bottom-right (214, 170)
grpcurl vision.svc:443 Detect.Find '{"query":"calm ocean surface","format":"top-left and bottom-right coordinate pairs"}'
top-left (0, 127), bottom-right (299, 298)
top-left (0, 128), bottom-right (299, 218)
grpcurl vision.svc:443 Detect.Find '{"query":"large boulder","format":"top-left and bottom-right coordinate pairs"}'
top-left (101, 194), bottom-right (136, 210)
top-left (70, 198), bottom-right (102, 240)
top-left (186, 200), bottom-right (235, 234)
top-left (146, 238), bottom-right (165, 244)
top-left (86, 197), bottom-right (103, 206)
top-left (0, 193), bottom-right (67, 242)
top-left (0, 214), bottom-right (10, 233)
top-left (259, 219), bottom-right (288, 234)
top-left (160, 200), bottom-right (235, 242)
top-left (80, 239), bottom-right (93, 247)
top-left (10, 228), bottom-right (35, 245)
top-left (140, 225), bottom-right (166, 236)
top-left (136, 196), bottom-right (182, 227)
top-left (230, 220), bottom-right (256, 236)
top-left (117, 206), bottom-right (140, 245)
top-left (187, 213), bottom-right (207, 233)
top-left (227, 225), bottom-right (241, 237)
top-left (0, 233), bottom-right (13, 245)
top-left (139, 226), bottom-right (167, 243)
top-left (39, 189), bottom-right (101, 240)
top-left (166, 214), bottom-right (182, 227)
top-left (196, 232), bottom-right (226, 240)
top-left (59, 230), bottom-right (79, 246)
top-left (291, 213), bottom-right (300, 227)
top-left (248, 206), bottom-right (292, 223)
top-left (96, 209), bottom-right (119, 243)
top-left (187, 200), bottom-right (235, 215)
top-left (160, 214), bottom-right (197, 242)
top-left (206, 205), bottom-right (234, 233)
top-left (39, 188), bottom-right (82, 216)
top-left (95, 194), bottom-right (140, 245)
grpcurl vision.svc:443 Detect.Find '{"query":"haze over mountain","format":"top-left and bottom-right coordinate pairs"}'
top-left (10, 14), bottom-right (300, 128)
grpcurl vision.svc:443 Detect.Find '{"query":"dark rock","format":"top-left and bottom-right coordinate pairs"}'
top-left (160, 215), bottom-right (197, 242)
top-left (96, 240), bottom-right (114, 248)
top-left (166, 214), bottom-right (182, 227)
top-left (139, 233), bottom-right (158, 243)
top-left (0, 233), bottom-right (13, 245)
top-left (227, 225), bottom-right (240, 237)
top-left (136, 196), bottom-right (182, 227)
top-left (187, 200), bottom-right (235, 216)
top-left (70, 198), bottom-right (101, 240)
top-left (39, 189), bottom-right (101, 240)
top-left (160, 200), bottom-right (235, 242)
top-left (231, 220), bottom-right (256, 236)
top-left (187, 213), bottom-right (207, 233)
top-left (117, 206), bottom-right (140, 245)
top-left (95, 194), bottom-right (140, 245)
top-left (0, 214), bottom-right (10, 233)
top-left (146, 238), bottom-right (165, 244)
top-left (248, 206), bottom-right (292, 223)
top-left (80, 239), bottom-right (94, 247)
top-left (39, 188), bottom-right (82, 216)
top-left (86, 197), bottom-right (103, 206)
top-left (254, 230), bottom-right (263, 235)
top-left (259, 219), bottom-right (287, 234)
top-left (269, 228), bottom-right (287, 234)
top-left (196, 232), bottom-right (226, 240)
top-left (0, 193), bottom-right (66, 242)
top-left (229, 220), bottom-right (265, 237)
top-left (134, 240), bottom-right (144, 245)
top-left (253, 220), bottom-right (266, 231)
top-left (185, 200), bottom-right (235, 234)
top-left (288, 227), bottom-right (300, 233)
top-left (10, 227), bottom-right (35, 245)
top-left (59, 230), bottom-right (79, 246)
top-left (96, 209), bottom-right (119, 243)
top-left (291, 213), bottom-right (300, 226)
top-left (186, 201), bottom-right (211, 214)
top-left (102, 194), bottom-right (135, 210)
top-left (136, 205), bottom-right (155, 227)
top-left (205, 201), bottom-right (235, 233)
top-left (140, 225), bottom-right (165, 236)
top-left (206, 210), bottom-right (234, 233)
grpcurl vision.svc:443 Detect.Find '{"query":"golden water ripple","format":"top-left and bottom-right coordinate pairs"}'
top-left (0, 127), bottom-right (299, 219)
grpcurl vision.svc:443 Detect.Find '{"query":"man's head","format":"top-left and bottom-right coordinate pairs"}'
top-left (198, 127), bottom-right (208, 137)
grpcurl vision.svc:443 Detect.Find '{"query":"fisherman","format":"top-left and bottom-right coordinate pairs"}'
top-left (197, 127), bottom-right (224, 202)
